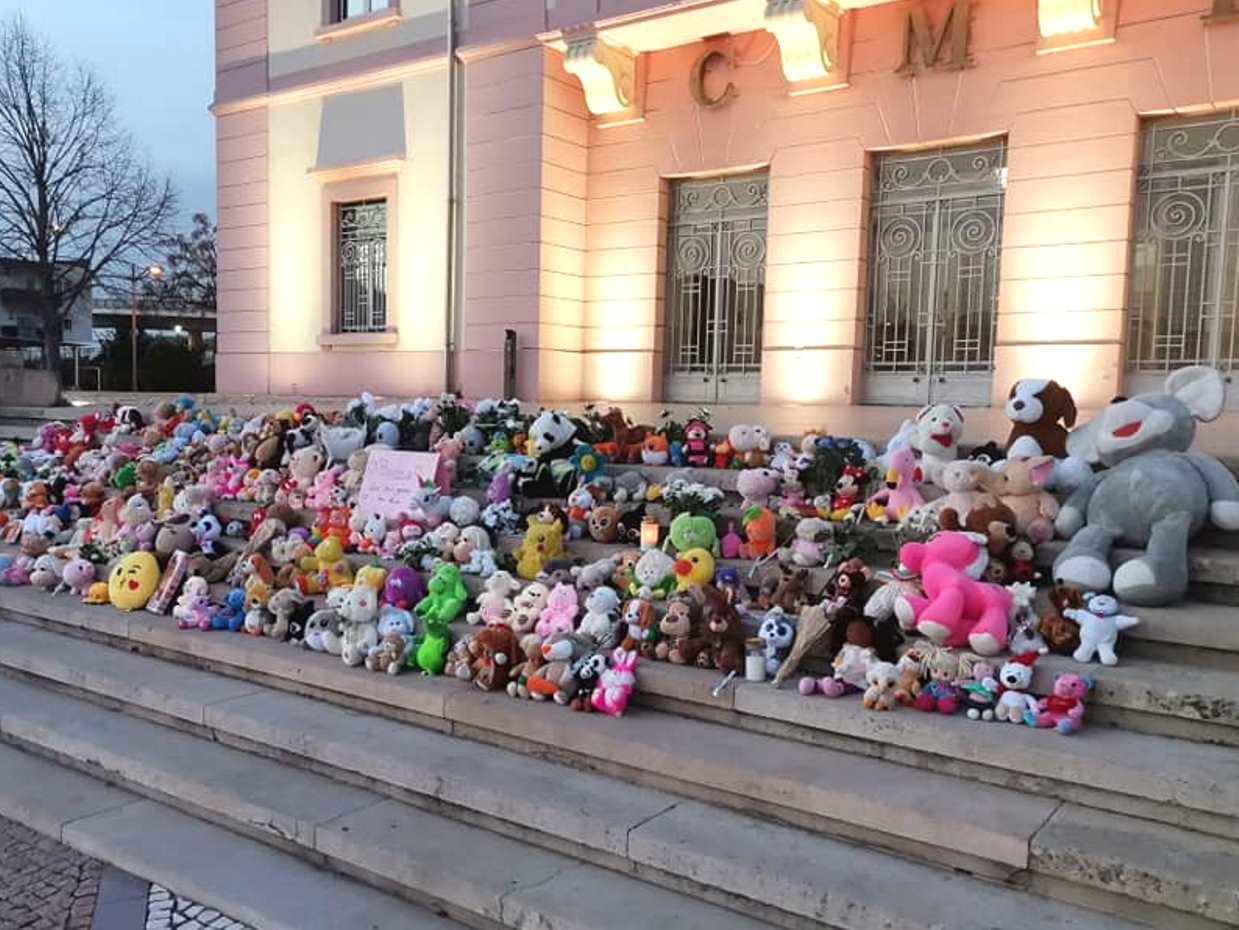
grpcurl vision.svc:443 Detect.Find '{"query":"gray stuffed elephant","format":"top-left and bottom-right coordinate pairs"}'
top-left (1053, 366), bottom-right (1239, 606)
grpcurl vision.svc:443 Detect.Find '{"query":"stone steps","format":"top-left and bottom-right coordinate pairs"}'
top-left (0, 743), bottom-right (463, 930)
top-left (0, 621), bottom-right (1207, 930)
top-left (4, 583), bottom-right (1238, 831)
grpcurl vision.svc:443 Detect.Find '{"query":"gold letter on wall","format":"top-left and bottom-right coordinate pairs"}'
top-left (898, 0), bottom-right (973, 73)
top-left (690, 49), bottom-right (738, 108)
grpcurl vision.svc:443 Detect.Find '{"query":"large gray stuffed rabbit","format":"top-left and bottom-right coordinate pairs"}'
top-left (1053, 366), bottom-right (1239, 606)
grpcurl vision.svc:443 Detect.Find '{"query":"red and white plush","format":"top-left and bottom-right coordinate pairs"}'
top-left (910, 403), bottom-right (965, 486)
top-left (993, 652), bottom-right (1039, 723)
top-left (893, 531), bottom-right (1011, 655)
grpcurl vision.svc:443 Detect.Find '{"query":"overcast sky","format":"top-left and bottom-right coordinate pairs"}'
top-left (0, 0), bottom-right (216, 230)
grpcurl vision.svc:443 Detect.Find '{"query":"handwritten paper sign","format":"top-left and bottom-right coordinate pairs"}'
top-left (357, 449), bottom-right (442, 519)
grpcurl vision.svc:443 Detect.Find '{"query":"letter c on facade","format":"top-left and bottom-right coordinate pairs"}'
top-left (690, 49), bottom-right (737, 108)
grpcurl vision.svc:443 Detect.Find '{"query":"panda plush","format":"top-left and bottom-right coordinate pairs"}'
top-left (517, 410), bottom-right (579, 497)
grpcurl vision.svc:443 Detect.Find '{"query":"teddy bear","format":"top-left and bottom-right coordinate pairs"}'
top-left (1005, 378), bottom-right (1078, 459)
top-left (577, 585), bottom-right (620, 649)
top-left (1039, 585), bottom-right (1084, 655)
top-left (690, 584), bottom-right (745, 674)
top-left (927, 460), bottom-right (996, 524)
top-left (469, 625), bottom-right (519, 691)
top-left (862, 661), bottom-right (900, 711)
top-left (116, 493), bottom-right (156, 551)
top-left (513, 517), bottom-right (564, 580)
top-left (778, 517), bottom-right (831, 568)
top-left (172, 576), bottom-right (211, 626)
top-left (587, 503), bottom-right (621, 544)
top-left (909, 403), bottom-right (965, 486)
top-left (656, 595), bottom-right (702, 664)
top-left (939, 503), bottom-right (1018, 558)
top-left (894, 531), bottom-right (1011, 655)
top-left (983, 455), bottom-right (1058, 544)
top-left (535, 582), bottom-right (579, 640)
top-left (1064, 592), bottom-right (1139, 666)
top-left (510, 581), bottom-right (549, 634)
top-left (728, 424), bottom-right (770, 468)
top-left (1024, 672), bottom-right (1091, 734)
top-left (339, 582), bottom-right (381, 667)
top-left (466, 570), bottom-right (522, 626)
top-left (364, 607), bottom-right (415, 674)
top-left (993, 652), bottom-right (1039, 723)
top-left (265, 587), bottom-right (309, 641)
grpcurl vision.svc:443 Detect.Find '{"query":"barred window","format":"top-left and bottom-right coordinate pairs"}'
top-left (336, 198), bottom-right (388, 334)
top-left (1127, 111), bottom-right (1239, 381)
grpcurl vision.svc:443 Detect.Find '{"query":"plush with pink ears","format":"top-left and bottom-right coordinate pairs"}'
top-left (894, 531), bottom-right (1011, 656)
top-left (865, 447), bottom-right (924, 524)
top-left (592, 647), bottom-right (638, 717)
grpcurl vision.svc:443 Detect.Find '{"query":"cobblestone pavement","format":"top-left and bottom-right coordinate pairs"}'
top-left (143, 886), bottom-right (252, 930)
top-left (0, 815), bottom-right (101, 930)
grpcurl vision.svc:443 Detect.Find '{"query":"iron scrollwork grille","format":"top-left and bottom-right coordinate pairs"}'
top-left (336, 198), bottom-right (388, 334)
top-left (1128, 110), bottom-right (1239, 377)
top-left (865, 142), bottom-right (1007, 381)
top-left (665, 173), bottom-right (768, 402)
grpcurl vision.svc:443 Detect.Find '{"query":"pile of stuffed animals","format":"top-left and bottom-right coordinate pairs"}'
top-left (1, 365), bottom-right (1236, 733)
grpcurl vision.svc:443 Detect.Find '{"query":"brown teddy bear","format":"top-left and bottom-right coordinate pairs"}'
top-left (1039, 585), bottom-right (1084, 655)
top-left (470, 626), bottom-right (518, 692)
top-left (939, 502), bottom-right (1018, 557)
top-left (691, 584), bottom-right (745, 674)
top-left (657, 595), bottom-right (703, 664)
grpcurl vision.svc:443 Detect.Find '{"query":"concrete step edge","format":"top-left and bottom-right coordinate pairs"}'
top-left (3, 583), bottom-right (1238, 831)
top-left (0, 669), bottom-right (1156, 930)
top-left (0, 610), bottom-right (1051, 874)
top-left (0, 742), bottom-right (465, 930)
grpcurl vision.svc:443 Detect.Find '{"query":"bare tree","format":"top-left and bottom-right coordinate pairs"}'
top-left (0, 15), bottom-right (176, 377)
top-left (146, 213), bottom-right (217, 312)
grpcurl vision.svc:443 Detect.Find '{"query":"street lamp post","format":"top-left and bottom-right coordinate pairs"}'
top-left (130, 262), bottom-right (163, 392)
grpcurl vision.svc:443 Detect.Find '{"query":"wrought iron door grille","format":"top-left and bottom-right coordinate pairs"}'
top-left (336, 198), bottom-right (388, 334)
top-left (1128, 110), bottom-right (1239, 376)
top-left (664, 173), bottom-right (768, 402)
top-left (865, 142), bottom-right (1006, 379)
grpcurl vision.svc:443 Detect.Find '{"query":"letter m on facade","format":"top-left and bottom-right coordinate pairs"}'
top-left (898, 0), bottom-right (973, 74)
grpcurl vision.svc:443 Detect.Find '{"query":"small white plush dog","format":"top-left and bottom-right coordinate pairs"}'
top-left (1065, 593), bottom-right (1139, 666)
top-left (910, 403), bottom-right (965, 486)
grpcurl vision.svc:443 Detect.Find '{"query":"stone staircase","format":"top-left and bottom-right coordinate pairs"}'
top-left (3, 428), bottom-right (1239, 926)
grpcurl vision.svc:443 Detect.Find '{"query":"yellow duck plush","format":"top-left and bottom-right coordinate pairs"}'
top-left (673, 548), bottom-right (716, 591)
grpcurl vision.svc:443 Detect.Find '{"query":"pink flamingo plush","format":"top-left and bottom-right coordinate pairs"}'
top-left (865, 447), bottom-right (924, 523)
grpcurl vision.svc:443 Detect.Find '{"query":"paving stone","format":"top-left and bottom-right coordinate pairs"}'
top-left (0, 674), bottom-right (378, 847)
top-left (0, 815), bottom-right (102, 930)
top-left (1032, 804), bottom-right (1239, 924)
top-left (62, 799), bottom-right (460, 930)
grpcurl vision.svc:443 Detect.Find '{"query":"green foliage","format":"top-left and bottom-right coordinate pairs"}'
top-left (90, 332), bottom-right (214, 392)
top-left (798, 440), bottom-right (871, 499)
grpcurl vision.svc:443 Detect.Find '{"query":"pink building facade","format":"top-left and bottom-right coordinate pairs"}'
top-left (214, 0), bottom-right (1239, 409)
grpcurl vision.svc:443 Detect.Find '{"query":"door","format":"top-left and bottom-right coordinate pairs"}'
top-left (1126, 110), bottom-right (1239, 404)
top-left (863, 141), bottom-right (1007, 406)
top-left (665, 172), bottom-right (768, 403)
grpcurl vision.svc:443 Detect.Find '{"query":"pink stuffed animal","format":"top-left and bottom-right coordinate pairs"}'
top-left (535, 582), bottom-right (579, 640)
top-left (736, 467), bottom-right (781, 511)
top-left (306, 466), bottom-right (343, 510)
top-left (1024, 672), bottom-right (1090, 734)
top-left (894, 531), bottom-right (1011, 655)
top-left (985, 455), bottom-right (1059, 544)
top-left (591, 646), bottom-right (638, 717)
top-left (865, 447), bottom-right (924, 524)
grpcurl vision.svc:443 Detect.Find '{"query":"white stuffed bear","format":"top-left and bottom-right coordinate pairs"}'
top-left (338, 583), bottom-right (380, 667)
top-left (993, 653), bottom-right (1038, 723)
top-left (910, 403), bottom-right (964, 486)
top-left (1064, 593), bottom-right (1139, 667)
top-left (578, 586), bottom-right (621, 648)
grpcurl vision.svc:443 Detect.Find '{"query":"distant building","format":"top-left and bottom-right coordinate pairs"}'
top-left (0, 259), bottom-right (94, 353)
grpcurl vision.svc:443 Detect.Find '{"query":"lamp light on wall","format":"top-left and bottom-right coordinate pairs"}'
top-left (1038, 0), bottom-right (1101, 35)
top-left (640, 515), bottom-right (661, 550)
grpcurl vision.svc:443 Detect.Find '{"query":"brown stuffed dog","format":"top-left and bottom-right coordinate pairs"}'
top-left (939, 503), bottom-right (1018, 557)
top-left (1005, 379), bottom-right (1078, 458)
top-left (1039, 585), bottom-right (1084, 655)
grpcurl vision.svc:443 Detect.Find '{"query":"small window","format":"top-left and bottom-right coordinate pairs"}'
top-left (333, 0), bottom-right (391, 22)
top-left (336, 198), bottom-right (388, 334)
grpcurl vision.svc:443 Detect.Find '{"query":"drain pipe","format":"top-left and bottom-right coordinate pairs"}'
top-left (442, 0), bottom-right (462, 395)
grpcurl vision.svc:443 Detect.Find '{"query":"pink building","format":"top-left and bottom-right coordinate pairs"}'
top-left (214, 0), bottom-right (1239, 410)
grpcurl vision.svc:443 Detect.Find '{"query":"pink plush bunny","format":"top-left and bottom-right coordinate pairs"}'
top-left (591, 647), bottom-right (638, 717)
top-left (535, 582), bottom-right (579, 640)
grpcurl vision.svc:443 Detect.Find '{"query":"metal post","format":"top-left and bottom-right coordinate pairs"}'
top-left (73, 346), bottom-right (80, 390)
top-left (503, 328), bottom-right (517, 400)
top-left (130, 262), bottom-right (138, 393)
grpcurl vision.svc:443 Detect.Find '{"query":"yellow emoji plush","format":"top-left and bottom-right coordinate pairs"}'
top-left (107, 552), bottom-right (160, 610)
